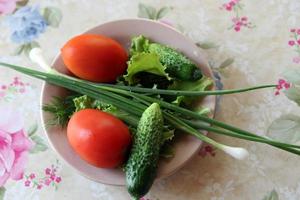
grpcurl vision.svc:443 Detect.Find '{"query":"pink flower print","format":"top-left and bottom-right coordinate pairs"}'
top-left (37, 184), bottom-right (42, 190)
top-left (29, 173), bottom-right (35, 179)
top-left (229, 1), bottom-right (235, 6)
top-left (275, 79), bottom-right (291, 95)
top-left (44, 178), bottom-right (51, 186)
top-left (236, 21), bottom-right (243, 26)
top-left (13, 79), bottom-right (19, 86)
top-left (232, 17), bottom-right (239, 23)
top-left (278, 79), bottom-right (285, 85)
top-left (0, 0), bottom-right (18, 15)
top-left (55, 176), bottom-right (61, 183)
top-left (24, 180), bottom-right (31, 187)
top-left (12, 77), bottom-right (25, 88)
top-left (293, 56), bottom-right (300, 64)
top-left (45, 168), bottom-right (51, 175)
top-left (241, 16), bottom-right (248, 21)
top-left (25, 161), bottom-right (62, 190)
top-left (0, 106), bottom-right (33, 187)
top-left (284, 82), bottom-right (291, 89)
top-left (288, 40), bottom-right (296, 46)
top-left (225, 4), bottom-right (232, 11)
top-left (222, 0), bottom-right (240, 11)
top-left (234, 26), bottom-right (241, 32)
top-left (50, 174), bottom-right (56, 180)
top-left (0, 77), bottom-right (31, 99)
top-left (276, 84), bottom-right (282, 90)
top-left (289, 29), bottom-right (300, 63)
top-left (222, 1), bottom-right (254, 32)
top-left (232, 17), bottom-right (252, 32)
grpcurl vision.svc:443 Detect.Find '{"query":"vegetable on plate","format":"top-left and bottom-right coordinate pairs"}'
top-left (126, 103), bottom-right (164, 200)
top-left (67, 109), bottom-right (131, 168)
top-left (61, 34), bottom-right (127, 83)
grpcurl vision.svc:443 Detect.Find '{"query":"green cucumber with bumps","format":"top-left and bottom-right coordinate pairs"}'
top-left (148, 43), bottom-right (203, 81)
top-left (125, 103), bottom-right (164, 200)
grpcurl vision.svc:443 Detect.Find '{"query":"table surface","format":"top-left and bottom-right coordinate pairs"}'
top-left (1, 0), bottom-right (300, 199)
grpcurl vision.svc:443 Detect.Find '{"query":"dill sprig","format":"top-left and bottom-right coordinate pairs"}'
top-left (42, 94), bottom-right (79, 126)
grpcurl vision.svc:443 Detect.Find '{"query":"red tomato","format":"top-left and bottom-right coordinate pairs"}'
top-left (67, 109), bottom-right (131, 168)
top-left (61, 34), bottom-right (128, 83)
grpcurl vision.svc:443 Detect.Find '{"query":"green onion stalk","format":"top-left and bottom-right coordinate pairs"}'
top-left (0, 48), bottom-right (298, 160)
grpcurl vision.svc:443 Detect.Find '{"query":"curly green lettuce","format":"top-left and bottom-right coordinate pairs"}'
top-left (168, 76), bottom-right (213, 106)
top-left (124, 52), bottom-right (171, 85)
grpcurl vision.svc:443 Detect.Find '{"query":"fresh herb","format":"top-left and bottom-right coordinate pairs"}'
top-left (42, 94), bottom-right (78, 126)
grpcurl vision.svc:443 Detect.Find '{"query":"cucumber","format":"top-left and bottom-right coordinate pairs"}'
top-left (148, 43), bottom-right (203, 81)
top-left (125, 103), bottom-right (164, 200)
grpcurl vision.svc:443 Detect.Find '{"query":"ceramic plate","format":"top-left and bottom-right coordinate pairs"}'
top-left (41, 19), bottom-right (216, 186)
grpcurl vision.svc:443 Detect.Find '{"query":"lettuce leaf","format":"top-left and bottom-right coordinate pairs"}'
top-left (168, 76), bottom-right (213, 106)
top-left (169, 76), bottom-right (213, 91)
top-left (162, 129), bottom-right (175, 142)
top-left (124, 52), bottom-right (171, 85)
top-left (73, 95), bottom-right (139, 126)
top-left (73, 95), bottom-right (118, 112)
top-left (73, 95), bottom-right (93, 112)
top-left (160, 128), bottom-right (175, 159)
top-left (130, 35), bottom-right (150, 56)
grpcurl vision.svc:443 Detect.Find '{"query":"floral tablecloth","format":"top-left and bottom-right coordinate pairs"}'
top-left (1, 0), bottom-right (300, 199)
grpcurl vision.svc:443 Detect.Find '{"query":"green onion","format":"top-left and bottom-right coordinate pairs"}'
top-left (0, 61), bottom-right (251, 159)
top-left (90, 83), bottom-right (276, 96)
top-left (0, 49), bottom-right (298, 158)
top-left (28, 49), bottom-right (277, 97)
